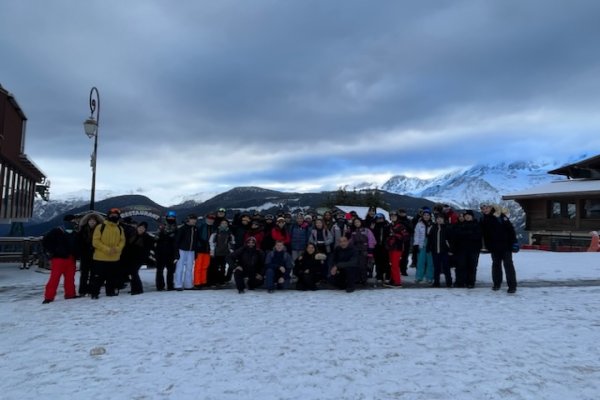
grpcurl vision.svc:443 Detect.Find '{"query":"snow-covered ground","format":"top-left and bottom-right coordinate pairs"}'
top-left (1, 250), bottom-right (599, 400)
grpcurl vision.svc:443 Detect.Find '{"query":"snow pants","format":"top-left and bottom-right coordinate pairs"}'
top-left (44, 256), bottom-right (76, 301)
top-left (175, 250), bottom-right (195, 289)
top-left (491, 250), bottom-right (517, 290)
top-left (155, 255), bottom-right (176, 291)
top-left (90, 260), bottom-right (120, 296)
top-left (415, 247), bottom-right (434, 282)
top-left (388, 250), bottom-right (403, 285)
top-left (193, 253), bottom-right (210, 286)
top-left (432, 252), bottom-right (452, 287)
top-left (79, 255), bottom-right (93, 296)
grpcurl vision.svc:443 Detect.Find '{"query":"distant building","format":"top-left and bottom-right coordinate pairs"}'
top-left (503, 154), bottom-right (600, 250)
top-left (0, 84), bottom-right (48, 224)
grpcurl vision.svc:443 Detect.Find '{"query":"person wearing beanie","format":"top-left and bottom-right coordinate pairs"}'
top-left (41, 214), bottom-right (81, 303)
top-left (371, 213), bottom-right (391, 286)
top-left (126, 221), bottom-right (155, 295)
top-left (413, 210), bottom-right (434, 284)
top-left (271, 217), bottom-right (291, 249)
top-left (155, 211), bottom-right (178, 291)
top-left (90, 208), bottom-right (126, 299)
top-left (209, 219), bottom-right (235, 286)
top-left (227, 236), bottom-right (265, 293)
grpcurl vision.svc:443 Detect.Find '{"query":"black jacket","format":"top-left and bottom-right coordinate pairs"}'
top-left (43, 227), bottom-right (79, 259)
top-left (427, 224), bottom-right (450, 255)
top-left (481, 214), bottom-right (517, 253)
top-left (227, 246), bottom-right (265, 275)
top-left (451, 220), bottom-right (482, 254)
top-left (175, 224), bottom-right (199, 252)
top-left (332, 245), bottom-right (358, 270)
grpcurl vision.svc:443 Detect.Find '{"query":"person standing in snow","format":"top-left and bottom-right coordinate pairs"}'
top-left (451, 210), bottom-right (482, 288)
top-left (348, 217), bottom-right (376, 285)
top-left (371, 213), bottom-right (391, 285)
top-left (289, 212), bottom-right (310, 261)
top-left (414, 209), bottom-right (434, 284)
top-left (208, 219), bottom-right (235, 285)
top-left (77, 212), bottom-right (103, 296)
top-left (427, 215), bottom-right (452, 288)
top-left (481, 204), bottom-right (518, 293)
top-left (174, 213), bottom-right (199, 291)
top-left (308, 216), bottom-right (334, 278)
top-left (41, 214), bottom-right (80, 304)
top-left (90, 208), bottom-right (126, 299)
top-left (126, 221), bottom-right (155, 295)
top-left (155, 211), bottom-right (178, 291)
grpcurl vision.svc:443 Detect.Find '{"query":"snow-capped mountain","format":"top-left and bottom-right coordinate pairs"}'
top-left (382, 160), bottom-right (569, 209)
top-left (31, 189), bottom-right (116, 224)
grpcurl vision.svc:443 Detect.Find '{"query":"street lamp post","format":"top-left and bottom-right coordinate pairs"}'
top-left (83, 87), bottom-right (100, 210)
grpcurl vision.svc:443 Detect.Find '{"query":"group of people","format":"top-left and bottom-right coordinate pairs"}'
top-left (40, 203), bottom-right (520, 303)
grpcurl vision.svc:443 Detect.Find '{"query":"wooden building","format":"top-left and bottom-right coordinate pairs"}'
top-left (0, 84), bottom-right (48, 224)
top-left (503, 155), bottom-right (600, 250)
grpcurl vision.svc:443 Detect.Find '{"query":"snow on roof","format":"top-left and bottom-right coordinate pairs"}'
top-left (503, 179), bottom-right (600, 200)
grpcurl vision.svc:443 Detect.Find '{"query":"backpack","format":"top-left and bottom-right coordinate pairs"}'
top-left (99, 222), bottom-right (124, 237)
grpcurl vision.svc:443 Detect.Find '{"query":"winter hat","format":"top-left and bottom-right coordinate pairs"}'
top-left (345, 213), bottom-right (353, 220)
top-left (422, 209), bottom-right (432, 216)
top-left (277, 217), bottom-right (285, 222)
top-left (591, 231), bottom-right (599, 236)
top-left (108, 207), bottom-right (121, 216)
top-left (187, 213), bottom-right (198, 220)
top-left (137, 221), bottom-right (148, 229)
top-left (246, 236), bottom-right (257, 243)
top-left (464, 210), bottom-right (475, 217)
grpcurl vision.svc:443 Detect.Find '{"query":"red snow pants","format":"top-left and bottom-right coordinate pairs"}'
top-left (44, 256), bottom-right (77, 300)
top-left (388, 250), bottom-right (403, 285)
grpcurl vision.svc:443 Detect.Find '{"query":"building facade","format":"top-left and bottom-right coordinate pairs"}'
top-left (0, 84), bottom-right (48, 224)
top-left (503, 155), bottom-right (600, 249)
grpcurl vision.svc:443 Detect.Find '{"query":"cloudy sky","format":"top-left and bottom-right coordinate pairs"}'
top-left (2, 0), bottom-right (600, 206)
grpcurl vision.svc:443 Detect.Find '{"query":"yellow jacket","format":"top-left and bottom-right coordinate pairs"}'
top-left (92, 221), bottom-right (126, 262)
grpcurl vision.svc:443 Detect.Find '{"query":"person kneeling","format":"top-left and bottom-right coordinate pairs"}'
top-left (264, 240), bottom-right (293, 293)
top-left (329, 236), bottom-right (359, 293)
top-left (293, 243), bottom-right (324, 291)
top-left (227, 236), bottom-right (265, 293)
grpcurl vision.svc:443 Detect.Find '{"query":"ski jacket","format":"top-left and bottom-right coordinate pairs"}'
top-left (92, 221), bottom-right (126, 262)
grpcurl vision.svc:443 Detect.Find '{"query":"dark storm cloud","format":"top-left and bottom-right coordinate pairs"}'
top-left (2, 0), bottom-right (600, 202)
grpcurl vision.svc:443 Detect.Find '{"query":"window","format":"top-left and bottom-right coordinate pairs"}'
top-left (583, 199), bottom-right (600, 218)
top-left (549, 201), bottom-right (561, 218)
top-left (548, 200), bottom-right (578, 219)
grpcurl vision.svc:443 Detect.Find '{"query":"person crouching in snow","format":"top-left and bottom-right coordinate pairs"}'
top-left (329, 236), bottom-right (359, 293)
top-left (264, 240), bottom-right (294, 293)
top-left (42, 214), bottom-right (80, 304)
top-left (293, 243), bottom-right (325, 291)
top-left (227, 236), bottom-right (265, 293)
